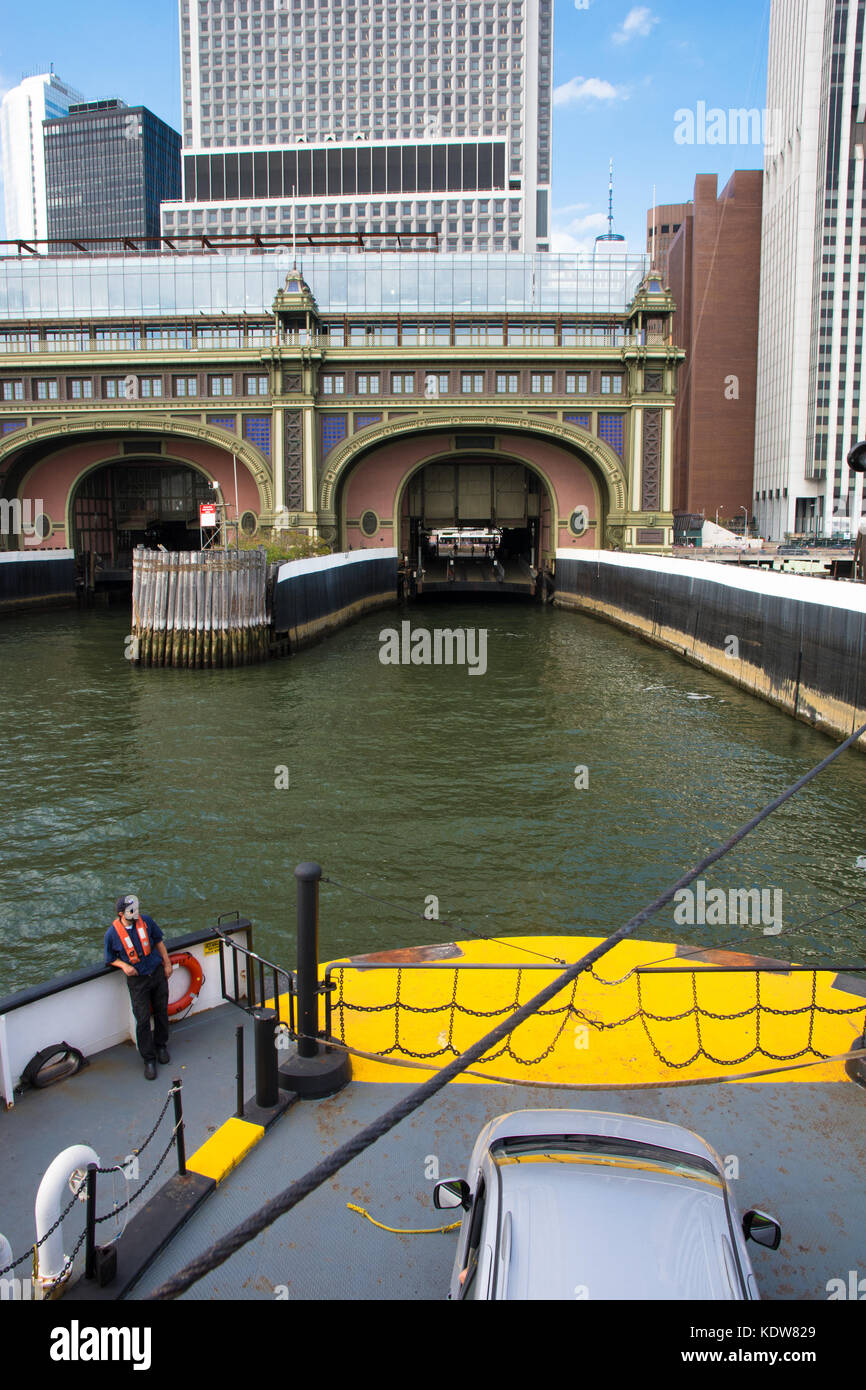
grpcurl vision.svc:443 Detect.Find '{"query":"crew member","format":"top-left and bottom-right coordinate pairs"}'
top-left (105, 894), bottom-right (172, 1080)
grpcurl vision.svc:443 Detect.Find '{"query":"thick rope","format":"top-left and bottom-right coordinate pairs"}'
top-left (147, 718), bottom-right (866, 1300)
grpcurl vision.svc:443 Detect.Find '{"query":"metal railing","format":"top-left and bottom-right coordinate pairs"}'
top-left (215, 910), bottom-right (295, 1034)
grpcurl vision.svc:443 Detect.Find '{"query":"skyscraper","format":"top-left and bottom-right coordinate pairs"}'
top-left (0, 72), bottom-right (85, 240)
top-left (44, 100), bottom-right (181, 243)
top-left (754, 0), bottom-right (865, 540)
top-left (162, 0), bottom-right (552, 251)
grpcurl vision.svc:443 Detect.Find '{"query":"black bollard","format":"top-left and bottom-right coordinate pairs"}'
top-left (253, 1008), bottom-right (279, 1108)
top-left (277, 862), bottom-right (351, 1099)
top-left (296, 861), bottom-right (321, 1060)
top-left (84, 1164), bottom-right (97, 1280)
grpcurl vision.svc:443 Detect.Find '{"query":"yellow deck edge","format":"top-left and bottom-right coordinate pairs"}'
top-left (187, 1116), bottom-right (265, 1183)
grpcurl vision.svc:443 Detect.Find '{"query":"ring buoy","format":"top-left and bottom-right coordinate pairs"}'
top-left (168, 952), bottom-right (204, 1016)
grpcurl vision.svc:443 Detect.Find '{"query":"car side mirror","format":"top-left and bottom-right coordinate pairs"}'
top-left (433, 1179), bottom-right (472, 1211)
top-left (743, 1209), bottom-right (782, 1250)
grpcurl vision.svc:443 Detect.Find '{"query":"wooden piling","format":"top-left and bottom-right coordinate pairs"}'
top-left (130, 547), bottom-right (269, 669)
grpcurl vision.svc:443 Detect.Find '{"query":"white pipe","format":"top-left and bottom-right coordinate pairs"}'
top-left (34, 1144), bottom-right (100, 1284)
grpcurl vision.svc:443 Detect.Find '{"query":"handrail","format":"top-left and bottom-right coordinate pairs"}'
top-left (215, 925), bottom-right (295, 1035)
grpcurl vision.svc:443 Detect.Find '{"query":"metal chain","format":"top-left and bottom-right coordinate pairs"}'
top-left (0, 1186), bottom-right (80, 1278)
top-left (0, 1083), bottom-right (181, 1279)
top-left (95, 1084), bottom-right (180, 1172)
top-left (95, 1123), bottom-right (181, 1223)
top-left (330, 964), bottom-right (866, 1071)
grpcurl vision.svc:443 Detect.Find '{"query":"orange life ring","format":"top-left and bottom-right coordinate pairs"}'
top-left (168, 951), bottom-right (204, 1016)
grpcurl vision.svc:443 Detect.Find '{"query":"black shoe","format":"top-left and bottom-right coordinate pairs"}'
top-left (144, 1060), bottom-right (157, 1080)
top-left (156, 1046), bottom-right (170, 1065)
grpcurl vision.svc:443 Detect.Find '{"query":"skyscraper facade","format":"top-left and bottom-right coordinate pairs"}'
top-left (0, 72), bottom-right (85, 241)
top-left (162, 0), bottom-right (552, 251)
top-left (755, 0), bottom-right (866, 540)
top-left (44, 100), bottom-right (181, 243)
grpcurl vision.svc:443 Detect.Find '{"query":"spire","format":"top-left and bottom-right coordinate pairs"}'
top-left (595, 159), bottom-right (626, 248)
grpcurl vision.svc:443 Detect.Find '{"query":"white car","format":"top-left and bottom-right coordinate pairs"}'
top-left (433, 1109), bottom-right (781, 1300)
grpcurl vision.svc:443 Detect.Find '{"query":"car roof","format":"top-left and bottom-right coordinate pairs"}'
top-left (473, 1109), bottom-right (724, 1170)
top-left (495, 1161), bottom-right (741, 1301)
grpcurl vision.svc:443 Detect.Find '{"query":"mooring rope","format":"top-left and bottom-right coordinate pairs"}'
top-left (146, 717), bottom-right (866, 1301)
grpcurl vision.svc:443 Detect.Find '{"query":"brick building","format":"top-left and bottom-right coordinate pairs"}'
top-left (666, 172), bottom-right (763, 525)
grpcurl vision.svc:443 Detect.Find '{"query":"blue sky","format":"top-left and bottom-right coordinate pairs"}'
top-left (0, 0), bottom-right (771, 248)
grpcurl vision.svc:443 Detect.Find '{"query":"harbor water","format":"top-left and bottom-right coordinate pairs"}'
top-left (0, 600), bottom-right (865, 997)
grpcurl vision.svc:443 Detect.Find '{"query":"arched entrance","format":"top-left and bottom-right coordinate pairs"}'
top-left (71, 458), bottom-right (214, 568)
top-left (0, 419), bottom-right (271, 560)
top-left (397, 453), bottom-right (557, 571)
top-left (322, 418), bottom-right (623, 565)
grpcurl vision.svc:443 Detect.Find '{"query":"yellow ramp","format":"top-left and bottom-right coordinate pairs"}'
top-left (187, 1117), bottom-right (264, 1183)
top-left (312, 937), bottom-right (866, 1087)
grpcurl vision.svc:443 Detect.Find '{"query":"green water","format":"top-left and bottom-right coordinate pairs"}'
top-left (1, 600), bottom-right (865, 996)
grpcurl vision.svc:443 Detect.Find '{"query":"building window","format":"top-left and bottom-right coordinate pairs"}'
top-left (391, 373), bottom-right (415, 393)
top-left (601, 374), bottom-right (623, 395)
top-left (461, 373), bottom-right (485, 393)
top-left (103, 379), bottom-right (126, 399)
top-left (245, 374), bottom-right (269, 395)
top-left (530, 373), bottom-right (553, 393)
top-left (426, 372), bottom-right (449, 395)
top-left (1, 381), bottom-right (24, 401)
top-left (566, 373), bottom-right (589, 394)
top-left (174, 377), bottom-right (199, 397)
top-left (210, 375), bottom-right (234, 396)
top-left (322, 374), bottom-right (346, 395)
top-left (496, 373), bottom-right (519, 393)
top-left (356, 374), bottom-right (380, 393)
top-left (34, 379), bottom-right (59, 400)
top-left (140, 378), bottom-right (164, 398)
top-left (67, 379), bottom-right (93, 399)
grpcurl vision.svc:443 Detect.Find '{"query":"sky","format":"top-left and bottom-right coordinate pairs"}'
top-left (0, 0), bottom-right (772, 249)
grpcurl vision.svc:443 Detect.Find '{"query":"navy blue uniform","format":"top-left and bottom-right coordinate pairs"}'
top-left (105, 913), bottom-right (169, 1062)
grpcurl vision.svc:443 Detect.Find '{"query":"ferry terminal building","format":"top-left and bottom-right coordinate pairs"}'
top-left (0, 243), bottom-right (683, 571)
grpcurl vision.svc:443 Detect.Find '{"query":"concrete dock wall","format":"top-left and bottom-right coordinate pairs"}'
top-left (555, 550), bottom-right (866, 745)
top-left (0, 549), bottom-right (76, 617)
top-left (273, 548), bottom-right (398, 649)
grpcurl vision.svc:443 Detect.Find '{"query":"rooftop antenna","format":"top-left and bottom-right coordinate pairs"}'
top-left (595, 158), bottom-right (626, 248)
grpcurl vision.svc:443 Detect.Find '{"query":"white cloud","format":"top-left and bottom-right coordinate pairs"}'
top-left (552, 76), bottom-right (623, 108)
top-left (550, 210), bottom-right (609, 254)
top-left (612, 6), bottom-right (659, 44)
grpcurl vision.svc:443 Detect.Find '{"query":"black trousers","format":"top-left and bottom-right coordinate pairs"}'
top-left (127, 969), bottom-right (169, 1062)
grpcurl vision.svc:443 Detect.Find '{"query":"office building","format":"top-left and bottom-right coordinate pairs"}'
top-left (44, 100), bottom-right (181, 243)
top-left (755, 0), bottom-right (865, 540)
top-left (162, 0), bottom-right (552, 251)
top-left (0, 72), bottom-right (85, 240)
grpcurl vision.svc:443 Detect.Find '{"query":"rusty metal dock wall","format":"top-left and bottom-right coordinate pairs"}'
top-left (555, 550), bottom-right (866, 745)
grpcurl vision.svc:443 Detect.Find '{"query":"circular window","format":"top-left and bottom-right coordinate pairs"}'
top-left (31, 512), bottom-right (52, 541)
top-left (360, 510), bottom-right (379, 537)
top-left (568, 506), bottom-right (590, 538)
top-left (240, 510), bottom-right (259, 536)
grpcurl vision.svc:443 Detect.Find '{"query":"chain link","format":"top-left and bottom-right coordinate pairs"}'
top-left (0, 1084), bottom-right (182, 1281)
top-left (330, 964), bottom-right (866, 1072)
